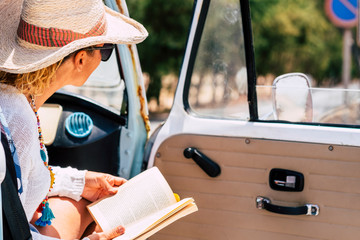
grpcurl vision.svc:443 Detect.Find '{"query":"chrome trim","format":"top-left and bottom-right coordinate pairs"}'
top-left (256, 196), bottom-right (270, 209)
top-left (306, 204), bottom-right (320, 216)
top-left (274, 180), bottom-right (286, 186)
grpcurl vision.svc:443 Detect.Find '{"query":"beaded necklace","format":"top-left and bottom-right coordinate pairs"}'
top-left (30, 97), bottom-right (55, 226)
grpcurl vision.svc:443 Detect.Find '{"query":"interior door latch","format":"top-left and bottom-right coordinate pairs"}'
top-left (269, 168), bottom-right (304, 192)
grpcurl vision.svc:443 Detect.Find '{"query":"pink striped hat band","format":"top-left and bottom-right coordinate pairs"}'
top-left (17, 15), bottom-right (107, 48)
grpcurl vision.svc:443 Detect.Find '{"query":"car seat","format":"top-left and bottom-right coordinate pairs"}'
top-left (1, 127), bottom-right (32, 240)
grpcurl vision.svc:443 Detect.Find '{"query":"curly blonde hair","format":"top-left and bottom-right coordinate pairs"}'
top-left (0, 47), bottom-right (95, 96)
top-left (0, 60), bottom-right (63, 96)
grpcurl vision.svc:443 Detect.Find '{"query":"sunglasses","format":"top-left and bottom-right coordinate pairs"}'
top-left (87, 44), bottom-right (115, 61)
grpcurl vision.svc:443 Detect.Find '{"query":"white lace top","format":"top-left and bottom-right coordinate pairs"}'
top-left (0, 84), bottom-right (86, 239)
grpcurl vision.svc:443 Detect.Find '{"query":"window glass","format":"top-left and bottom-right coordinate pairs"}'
top-left (257, 85), bottom-right (360, 125)
top-left (61, 50), bottom-right (124, 114)
top-left (251, 0), bottom-right (360, 126)
top-left (188, 0), bottom-right (249, 120)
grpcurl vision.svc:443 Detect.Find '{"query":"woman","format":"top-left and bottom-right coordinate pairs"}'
top-left (0, 0), bottom-right (148, 239)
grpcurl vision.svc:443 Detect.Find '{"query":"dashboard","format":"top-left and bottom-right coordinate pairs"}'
top-left (43, 91), bottom-right (126, 175)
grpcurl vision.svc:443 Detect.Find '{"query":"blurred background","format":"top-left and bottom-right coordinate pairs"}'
top-left (127, 0), bottom-right (359, 120)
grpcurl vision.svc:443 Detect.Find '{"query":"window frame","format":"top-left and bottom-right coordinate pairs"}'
top-left (182, 0), bottom-right (258, 120)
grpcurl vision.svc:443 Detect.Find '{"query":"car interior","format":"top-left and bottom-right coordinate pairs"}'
top-left (43, 92), bottom-right (126, 175)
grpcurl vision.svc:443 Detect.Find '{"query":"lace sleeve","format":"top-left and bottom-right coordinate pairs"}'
top-left (48, 166), bottom-right (86, 201)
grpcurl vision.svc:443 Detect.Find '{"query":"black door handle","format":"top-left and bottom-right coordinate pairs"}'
top-left (256, 196), bottom-right (319, 216)
top-left (183, 147), bottom-right (221, 178)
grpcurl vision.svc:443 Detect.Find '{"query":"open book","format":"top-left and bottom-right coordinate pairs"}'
top-left (87, 167), bottom-right (198, 240)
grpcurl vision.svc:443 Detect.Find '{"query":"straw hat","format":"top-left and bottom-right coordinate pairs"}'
top-left (0, 0), bottom-right (148, 74)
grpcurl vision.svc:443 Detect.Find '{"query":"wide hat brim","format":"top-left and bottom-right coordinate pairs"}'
top-left (0, 1), bottom-right (148, 74)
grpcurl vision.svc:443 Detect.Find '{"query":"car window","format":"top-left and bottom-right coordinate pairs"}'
top-left (186, 0), bottom-right (249, 120)
top-left (61, 48), bottom-right (125, 114)
top-left (185, 0), bottom-right (360, 126)
top-left (252, 0), bottom-right (360, 126)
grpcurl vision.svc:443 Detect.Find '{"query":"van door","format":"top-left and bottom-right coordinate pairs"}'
top-left (147, 0), bottom-right (360, 239)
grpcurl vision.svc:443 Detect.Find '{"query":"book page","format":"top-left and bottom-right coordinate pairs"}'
top-left (135, 203), bottom-right (198, 240)
top-left (114, 198), bottom-right (197, 240)
top-left (88, 167), bottom-right (177, 232)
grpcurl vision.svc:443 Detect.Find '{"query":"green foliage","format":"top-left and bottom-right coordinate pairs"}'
top-left (127, 0), bottom-right (193, 101)
top-left (250, 0), bottom-right (343, 85)
top-left (128, 0), bottom-right (348, 100)
top-left (194, 0), bottom-right (246, 74)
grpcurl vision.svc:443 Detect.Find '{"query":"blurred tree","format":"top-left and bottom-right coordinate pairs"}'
top-left (250, 0), bottom-right (343, 85)
top-left (128, 0), bottom-right (347, 98)
top-left (127, 0), bottom-right (193, 103)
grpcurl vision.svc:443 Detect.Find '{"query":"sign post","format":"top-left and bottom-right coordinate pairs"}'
top-left (325, 0), bottom-right (358, 101)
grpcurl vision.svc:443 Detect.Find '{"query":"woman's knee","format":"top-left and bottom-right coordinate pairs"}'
top-left (31, 197), bottom-right (94, 239)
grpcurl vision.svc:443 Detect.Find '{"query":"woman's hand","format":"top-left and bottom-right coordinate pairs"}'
top-left (85, 225), bottom-right (125, 240)
top-left (81, 171), bottom-right (127, 202)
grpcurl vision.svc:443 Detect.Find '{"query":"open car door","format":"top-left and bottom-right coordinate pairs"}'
top-left (147, 0), bottom-right (360, 239)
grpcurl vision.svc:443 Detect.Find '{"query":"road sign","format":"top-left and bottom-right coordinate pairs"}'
top-left (325, 0), bottom-right (358, 28)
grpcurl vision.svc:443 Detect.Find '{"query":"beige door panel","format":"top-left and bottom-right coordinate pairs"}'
top-left (151, 134), bottom-right (360, 240)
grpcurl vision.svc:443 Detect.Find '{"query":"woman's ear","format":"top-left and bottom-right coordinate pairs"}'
top-left (73, 50), bottom-right (87, 72)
